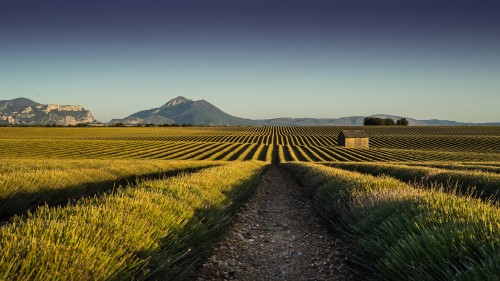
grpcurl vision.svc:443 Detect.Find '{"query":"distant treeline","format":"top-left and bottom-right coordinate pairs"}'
top-left (364, 117), bottom-right (409, 126)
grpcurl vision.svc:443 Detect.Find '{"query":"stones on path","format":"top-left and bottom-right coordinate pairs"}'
top-left (192, 166), bottom-right (355, 281)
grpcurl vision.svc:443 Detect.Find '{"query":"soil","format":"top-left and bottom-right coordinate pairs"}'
top-left (191, 166), bottom-right (357, 281)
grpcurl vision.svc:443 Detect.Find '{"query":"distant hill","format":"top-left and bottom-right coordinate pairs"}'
top-left (110, 96), bottom-right (260, 126)
top-left (4, 96), bottom-right (495, 126)
top-left (0, 98), bottom-right (96, 125)
top-left (369, 115), bottom-right (500, 126)
top-left (110, 96), bottom-right (497, 126)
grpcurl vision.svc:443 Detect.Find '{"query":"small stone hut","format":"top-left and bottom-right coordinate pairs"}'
top-left (338, 130), bottom-right (369, 148)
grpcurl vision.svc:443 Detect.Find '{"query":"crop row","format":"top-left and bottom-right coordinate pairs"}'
top-left (0, 162), bottom-right (266, 280)
top-left (1, 137), bottom-right (498, 163)
top-left (1, 126), bottom-right (499, 162)
top-left (0, 159), bottom-right (217, 220)
top-left (325, 162), bottom-right (500, 201)
top-left (113, 134), bottom-right (275, 145)
top-left (277, 145), bottom-right (500, 162)
top-left (369, 135), bottom-right (500, 152)
top-left (0, 140), bottom-right (274, 162)
top-left (0, 127), bottom-right (274, 139)
top-left (401, 162), bottom-right (500, 173)
top-left (2, 126), bottom-right (500, 138)
top-left (98, 134), bottom-right (498, 154)
top-left (283, 163), bottom-right (500, 280)
top-left (87, 134), bottom-right (500, 153)
top-left (269, 125), bottom-right (500, 136)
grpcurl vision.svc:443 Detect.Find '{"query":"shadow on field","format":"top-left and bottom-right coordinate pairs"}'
top-left (109, 166), bottom-right (268, 281)
top-left (0, 166), bottom-right (212, 222)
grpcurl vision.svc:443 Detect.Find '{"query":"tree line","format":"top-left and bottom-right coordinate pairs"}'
top-left (364, 117), bottom-right (409, 126)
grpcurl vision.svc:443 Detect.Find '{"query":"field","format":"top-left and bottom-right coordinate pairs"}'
top-left (1, 126), bottom-right (500, 162)
top-left (0, 126), bottom-right (499, 280)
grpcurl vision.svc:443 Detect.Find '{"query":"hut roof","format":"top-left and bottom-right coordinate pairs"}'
top-left (339, 130), bottom-right (369, 138)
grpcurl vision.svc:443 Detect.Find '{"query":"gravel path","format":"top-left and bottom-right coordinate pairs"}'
top-left (192, 166), bottom-right (356, 281)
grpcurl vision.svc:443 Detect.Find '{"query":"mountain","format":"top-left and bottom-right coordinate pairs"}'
top-left (110, 96), bottom-right (260, 126)
top-left (2, 96), bottom-right (494, 126)
top-left (0, 98), bottom-right (97, 125)
top-left (257, 117), bottom-right (366, 126)
top-left (110, 97), bottom-right (497, 126)
top-left (259, 114), bottom-right (500, 126)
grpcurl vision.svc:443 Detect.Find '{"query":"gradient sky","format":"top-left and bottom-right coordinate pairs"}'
top-left (1, 0), bottom-right (499, 123)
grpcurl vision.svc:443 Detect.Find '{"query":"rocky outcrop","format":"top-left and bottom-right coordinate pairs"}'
top-left (0, 98), bottom-right (97, 125)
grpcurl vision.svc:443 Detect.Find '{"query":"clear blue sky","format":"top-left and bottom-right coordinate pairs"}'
top-left (1, 0), bottom-right (499, 123)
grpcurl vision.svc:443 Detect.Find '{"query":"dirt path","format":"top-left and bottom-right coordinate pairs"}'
top-left (192, 166), bottom-right (355, 281)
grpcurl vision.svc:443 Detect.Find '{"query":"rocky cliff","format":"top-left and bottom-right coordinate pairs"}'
top-left (0, 98), bottom-right (97, 125)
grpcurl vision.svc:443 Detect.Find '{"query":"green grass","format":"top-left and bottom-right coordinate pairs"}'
top-left (326, 162), bottom-right (500, 201)
top-left (284, 162), bottom-right (500, 281)
top-left (401, 162), bottom-right (500, 173)
top-left (0, 159), bottom-right (217, 220)
top-left (0, 161), bottom-right (266, 280)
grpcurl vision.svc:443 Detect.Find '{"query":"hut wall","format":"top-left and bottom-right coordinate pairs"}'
top-left (345, 138), bottom-right (369, 149)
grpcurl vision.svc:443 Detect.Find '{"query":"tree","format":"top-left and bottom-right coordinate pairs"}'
top-left (363, 117), bottom-right (379, 125)
top-left (396, 118), bottom-right (409, 126)
top-left (364, 117), bottom-right (396, 126)
top-left (383, 118), bottom-right (396, 126)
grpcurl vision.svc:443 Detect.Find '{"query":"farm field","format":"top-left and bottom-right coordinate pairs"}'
top-left (0, 126), bottom-right (499, 280)
top-left (1, 126), bottom-right (500, 162)
top-left (283, 162), bottom-right (500, 280)
top-left (325, 162), bottom-right (500, 201)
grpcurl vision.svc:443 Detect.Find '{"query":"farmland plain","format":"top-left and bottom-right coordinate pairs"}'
top-left (0, 126), bottom-right (499, 280)
top-left (1, 126), bottom-right (500, 162)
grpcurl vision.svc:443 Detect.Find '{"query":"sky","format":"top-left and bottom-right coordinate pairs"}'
top-left (1, 0), bottom-right (499, 123)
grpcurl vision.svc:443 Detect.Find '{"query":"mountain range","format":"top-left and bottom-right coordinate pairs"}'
top-left (111, 96), bottom-right (499, 126)
top-left (1, 97), bottom-right (498, 126)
